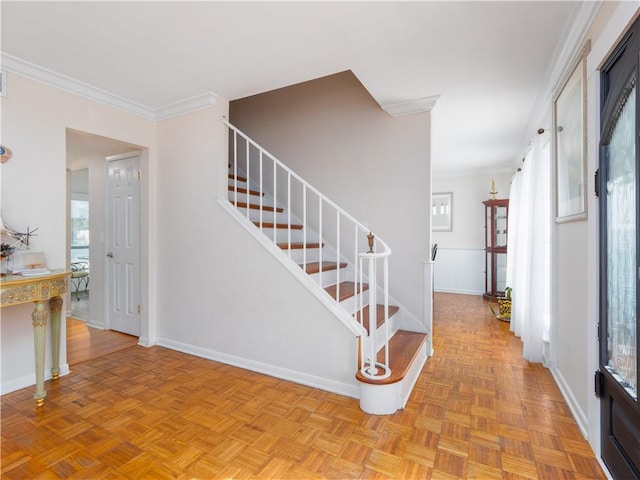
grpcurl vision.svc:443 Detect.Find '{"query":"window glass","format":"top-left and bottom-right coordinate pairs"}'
top-left (71, 200), bottom-right (89, 264)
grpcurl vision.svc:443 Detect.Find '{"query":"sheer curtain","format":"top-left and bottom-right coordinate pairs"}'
top-left (506, 134), bottom-right (551, 363)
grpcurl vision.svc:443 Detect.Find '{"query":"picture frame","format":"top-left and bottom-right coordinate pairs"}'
top-left (554, 41), bottom-right (590, 223)
top-left (432, 192), bottom-right (453, 231)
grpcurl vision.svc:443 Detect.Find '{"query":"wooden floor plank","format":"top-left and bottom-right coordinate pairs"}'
top-left (1, 293), bottom-right (606, 479)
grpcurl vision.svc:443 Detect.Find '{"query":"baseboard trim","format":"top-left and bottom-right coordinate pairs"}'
top-left (550, 366), bottom-right (589, 439)
top-left (156, 337), bottom-right (360, 399)
top-left (434, 288), bottom-right (483, 296)
top-left (1, 364), bottom-right (70, 395)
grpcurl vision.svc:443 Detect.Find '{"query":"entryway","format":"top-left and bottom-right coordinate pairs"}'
top-left (66, 129), bottom-right (143, 350)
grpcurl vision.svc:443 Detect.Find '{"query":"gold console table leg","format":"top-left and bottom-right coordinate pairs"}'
top-left (31, 300), bottom-right (48, 407)
top-left (50, 296), bottom-right (63, 380)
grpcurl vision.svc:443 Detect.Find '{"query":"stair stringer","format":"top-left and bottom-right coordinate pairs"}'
top-left (217, 196), bottom-right (365, 338)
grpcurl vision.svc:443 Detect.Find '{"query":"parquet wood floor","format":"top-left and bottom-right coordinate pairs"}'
top-left (66, 318), bottom-right (139, 366)
top-left (1, 293), bottom-right (606, 479)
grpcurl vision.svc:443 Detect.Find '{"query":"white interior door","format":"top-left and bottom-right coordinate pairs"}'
top-left (106, 154), bottom-right (140, 336)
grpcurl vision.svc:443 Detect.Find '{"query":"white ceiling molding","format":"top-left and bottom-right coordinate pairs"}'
top-left (380, 95), bottom-right (440, 118)
top-left (1, 53), bottom-right (156, 120)
top-left (154, 92), bottom-right (219, 121)
top-left (513, 1), bottom-right (602, 165)
top-left (0, 52), bottom-right (220, 122)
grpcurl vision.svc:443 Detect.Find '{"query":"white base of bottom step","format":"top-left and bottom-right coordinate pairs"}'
top-left (357, 347), bottom-right (427, 415)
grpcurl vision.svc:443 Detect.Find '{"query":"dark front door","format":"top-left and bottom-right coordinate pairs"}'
top-left (599, 15), bottom-right (640, 480)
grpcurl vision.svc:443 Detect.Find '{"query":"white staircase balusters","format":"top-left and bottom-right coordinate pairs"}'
top-left (225, 120), bottom-right (392, 380)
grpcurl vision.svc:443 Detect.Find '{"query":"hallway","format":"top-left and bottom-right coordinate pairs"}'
top-left (1, 293), bottom-right (605, 478)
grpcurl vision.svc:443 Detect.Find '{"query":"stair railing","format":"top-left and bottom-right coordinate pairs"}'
top-left (224, 120), bottom-right (392, 380)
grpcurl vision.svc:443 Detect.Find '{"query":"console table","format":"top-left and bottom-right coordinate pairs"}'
top-left (0, 270), bottom-right (70, 406)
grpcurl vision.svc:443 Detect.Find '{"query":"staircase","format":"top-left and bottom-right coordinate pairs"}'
top-left (223, 121), bottom-right (427, 414)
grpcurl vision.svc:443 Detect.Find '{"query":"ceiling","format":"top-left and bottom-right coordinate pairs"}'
top-left (66, 129), bottom-right (141, 167)
top-left (1, 1), bottom-right (592, 174)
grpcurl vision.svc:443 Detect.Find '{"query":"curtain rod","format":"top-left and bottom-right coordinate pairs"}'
top-left (514, 127), bottom-right (548, 174)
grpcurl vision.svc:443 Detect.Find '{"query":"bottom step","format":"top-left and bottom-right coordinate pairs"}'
top-left (356, 330), bottom-right (427, 415)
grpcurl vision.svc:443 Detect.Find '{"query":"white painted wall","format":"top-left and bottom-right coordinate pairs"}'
top-left (431, 172), bottom-right (511, 294)
top-left (154, 105), bottom-right (359, 396)
top-left (229, 71), bottom-right (432, 325)
top-left (0, 73), bottom-right (156, 393)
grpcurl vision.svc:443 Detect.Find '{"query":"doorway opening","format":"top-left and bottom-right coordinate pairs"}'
top-left (69, 168), bottom-right (90, 320)
top-left (66, 129), bottom-right (143, 364)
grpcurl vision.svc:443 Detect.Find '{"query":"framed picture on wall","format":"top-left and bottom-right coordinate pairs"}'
top-left (432, 192), bottom-right (453, 231)
top-left (554, 41), bottom-right (590, 223)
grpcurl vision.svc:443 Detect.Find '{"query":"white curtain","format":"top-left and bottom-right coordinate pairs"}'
top-left (506, 134), bottom-right (551, 363)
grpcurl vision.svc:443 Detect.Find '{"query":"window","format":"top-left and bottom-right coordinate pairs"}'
top-left (70, 199), bottom-right (89, 264)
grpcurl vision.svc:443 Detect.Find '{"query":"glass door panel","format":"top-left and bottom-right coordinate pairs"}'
top-left (495, 253), bottom-right (507, 294)
top-left (605, 83), bottom-right (637, 401)
top-left (486, 208), bottom-right (492, 248)
top-left (486, 253), bottom-right (493, 296)
top-left (495, 206), bottom-right (508, 247)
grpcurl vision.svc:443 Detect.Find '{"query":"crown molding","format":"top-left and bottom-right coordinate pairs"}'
top-left (516, 1), bottom-right (602, 158)
top-left (1, 53), bottom-right (156, 119)
top-left (0, 53), bottom-right (219, 121)
top-left (381, 95), bottom-right (440, 117)
top-left (155, 91), bottom-right (219, 120)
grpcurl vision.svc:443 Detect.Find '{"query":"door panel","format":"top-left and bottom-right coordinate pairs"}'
top-left (599, 16), bottom-right (640, 480)
top-left (107, 156), bottom-right (140, 336)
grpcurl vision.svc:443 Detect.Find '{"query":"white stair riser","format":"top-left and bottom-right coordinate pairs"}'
top-left (337, 290), bottom-right (370, 315)
top-left (228, 191), bottom-right (267, 205)
top-left (234, 207), bottom-right (290, 224)
top-left (374, 316), bottom-right (397, 352)
top-left (286, 247), bottom-right (325, 264)
top-left (306, 268), bottom-right (350, 288)
top-left (228, 179), bottom-right (249, 192)
top-left (257, 228), bottom-right (307, 244)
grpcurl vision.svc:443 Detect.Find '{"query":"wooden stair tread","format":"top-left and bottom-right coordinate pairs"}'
top-left (228, 173), bottom-right (247, 182)
top-left (233, 201), bottom-right (283, 213)
top-left (325, 281), bottom-right (369, 302)
top-left (255, 222), bottom-right (303, 230)
top-left (355, 304), bottom-right (400, 332)
top-left (278, 242), bottom-right (322, 250)
top-left (356, 330), bottom-right (427, 385)
top-left (228, 185), bottom-right (264, 196)
top-left (302, 262), bottom-right (347, 274)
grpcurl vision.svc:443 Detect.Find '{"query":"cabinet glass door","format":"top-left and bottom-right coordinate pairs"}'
top-left (495, 206), bottom-right (508, 247)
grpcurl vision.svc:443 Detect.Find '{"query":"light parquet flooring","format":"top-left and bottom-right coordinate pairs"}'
top-left (1, 293), bottom-right (606, 479)
top-left (66, 317), bottom-right (139, 366)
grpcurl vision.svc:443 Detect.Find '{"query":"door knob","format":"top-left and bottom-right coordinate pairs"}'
top-left (106, 252), bottom-right (113, 258)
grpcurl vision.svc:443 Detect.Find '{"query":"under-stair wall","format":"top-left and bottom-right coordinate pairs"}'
top-left (154, 103), bottom-right (361, 398)
top-left (230, 71), bottom-right (432, 329)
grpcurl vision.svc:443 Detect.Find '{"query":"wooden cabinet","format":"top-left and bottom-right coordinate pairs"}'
top-left (483, 199), bottom-right (509, 300)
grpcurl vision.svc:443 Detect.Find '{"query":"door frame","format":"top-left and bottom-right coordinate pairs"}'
top-left (597, 15), bottom-right (640, 479)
